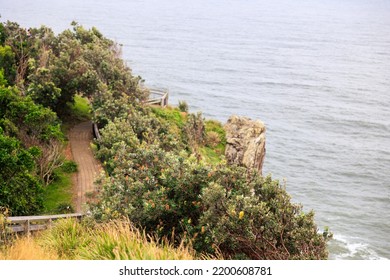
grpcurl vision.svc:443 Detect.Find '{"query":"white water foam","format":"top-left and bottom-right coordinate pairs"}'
top-left (330, 234), bottom-right (388, 260)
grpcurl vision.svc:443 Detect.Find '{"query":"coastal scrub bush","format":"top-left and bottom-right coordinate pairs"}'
top-left (178, 100), bottom-right (188, 113)
top-left (91, 104), bottom-right (329, 259)
top-left (200, 172), bottom-right (329, 259)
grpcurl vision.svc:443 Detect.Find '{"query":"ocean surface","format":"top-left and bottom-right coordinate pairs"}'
top-left (2, 0), bottom-right (389, 259)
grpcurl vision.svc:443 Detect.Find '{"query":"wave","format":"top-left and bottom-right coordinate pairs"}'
top-left (329, 234), bottom-right (388, 260)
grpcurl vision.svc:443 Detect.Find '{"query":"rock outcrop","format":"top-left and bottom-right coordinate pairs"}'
top-left (224, 115), bottom-right (266, 174)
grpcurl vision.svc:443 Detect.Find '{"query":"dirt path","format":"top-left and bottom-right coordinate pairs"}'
top-left (69, 121), bottom-right (101, 212)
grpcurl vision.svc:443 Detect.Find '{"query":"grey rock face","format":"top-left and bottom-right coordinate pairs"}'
top-left (224, 115), bottom-right (266, 174)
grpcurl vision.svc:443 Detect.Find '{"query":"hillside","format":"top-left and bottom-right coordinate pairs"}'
top-left (0, 21), bottom-right (330, 260)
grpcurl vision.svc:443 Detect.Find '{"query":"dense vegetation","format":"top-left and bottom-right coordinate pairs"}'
top-left (0, 20), bottom-right (330, 259)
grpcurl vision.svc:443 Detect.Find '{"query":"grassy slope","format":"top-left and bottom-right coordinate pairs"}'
top-left (42, 168), bottom-right (74, 213)
top-left (152, 106), bottom-right (227, 165)
top-left (201, 119), bottom-right (227, 165)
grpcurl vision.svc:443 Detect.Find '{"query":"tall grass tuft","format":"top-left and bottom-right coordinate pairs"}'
top-left (39, 218), bottom-right (90, 259)
top-left (78, 218), bottom-right (195, 260)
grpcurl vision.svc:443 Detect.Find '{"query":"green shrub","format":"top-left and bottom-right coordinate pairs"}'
top-left (61, 160), bottom-right (78, 173)
top-left (178, 100), bottom-right (189, 113)
top-left (200, 173), bottom-right (329, 259)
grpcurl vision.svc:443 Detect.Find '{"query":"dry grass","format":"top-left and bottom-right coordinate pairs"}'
top-left (0, 218), bottom-right (207, 260)
top-left (0, 237), bottom-right (58, 260)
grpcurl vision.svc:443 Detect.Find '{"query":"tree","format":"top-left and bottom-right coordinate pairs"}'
top-left (0, 86), bottom-right (64, 185)
top-left (27, 67), bottom-right (62, 110)
top-left (1, 21), bottom-right (146, 116)
top-left (1, 21), bottom-right (31, 87)
top-left (0, 129), bottom-right (43, 215)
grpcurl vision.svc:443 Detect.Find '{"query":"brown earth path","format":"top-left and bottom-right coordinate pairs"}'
top-left (69, 121), bottom-right (101, 212)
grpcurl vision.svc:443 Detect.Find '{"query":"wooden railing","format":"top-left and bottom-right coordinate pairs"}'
top-left (92, 122), bottom-right (101, 140)
top-left (7, 213), bottom-right (84, 234)
top-left (145, 88), bottom-right (169, 107)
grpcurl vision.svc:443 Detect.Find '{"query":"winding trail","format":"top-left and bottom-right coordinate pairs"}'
top-left (69, 121), bottom-right (101, 212)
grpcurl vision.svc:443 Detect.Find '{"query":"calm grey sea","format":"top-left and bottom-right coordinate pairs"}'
top-left (2, 0), bottom-right (390, 259)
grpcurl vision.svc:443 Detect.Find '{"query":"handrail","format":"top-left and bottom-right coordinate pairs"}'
top-left (145, 88), bottom-right (169, 107)
top-left (7, 213), bottom-right (84, 234)
top-left (92, 122), bottom-right (101, 140)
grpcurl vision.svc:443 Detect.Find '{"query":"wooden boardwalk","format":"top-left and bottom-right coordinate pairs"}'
top-left (69, 121), bottom-right (101, 212)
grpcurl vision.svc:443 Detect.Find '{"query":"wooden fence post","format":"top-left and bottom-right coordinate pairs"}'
top-left (25, 220), bottom-right (30, 236)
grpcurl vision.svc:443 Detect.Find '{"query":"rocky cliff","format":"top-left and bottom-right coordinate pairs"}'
top-left (224, 115), bottom-right (266, 174)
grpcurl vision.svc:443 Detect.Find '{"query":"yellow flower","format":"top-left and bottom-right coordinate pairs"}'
top-left (239, 211), bottom-right (244, 220)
